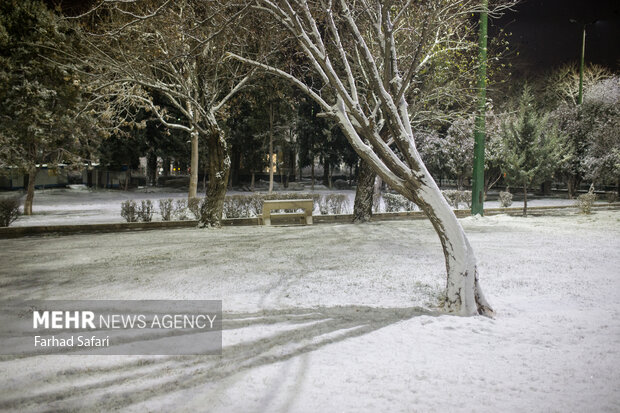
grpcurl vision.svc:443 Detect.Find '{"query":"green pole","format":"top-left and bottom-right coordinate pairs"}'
top-left (471, 0), bottom-right (487, 216)
top-left (578, 25), bottom-right (585, 105)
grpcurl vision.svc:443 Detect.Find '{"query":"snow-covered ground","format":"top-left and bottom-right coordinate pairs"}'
top-left (2, 186), bottom-right (598, 227)
top-left (0, 210), bottom-right (618, 412)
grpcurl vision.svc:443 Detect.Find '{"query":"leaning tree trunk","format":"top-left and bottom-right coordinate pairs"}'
top-left (405, 168), bottom-right (493, 316)
top-left (200, 130), bottom-right (230, 228)
top-left (352, 158), bottom-right (376, 223)
top-left (23, 166), bottom-right (37, 216)
top-left (331, 106), bottom-right (493, 317)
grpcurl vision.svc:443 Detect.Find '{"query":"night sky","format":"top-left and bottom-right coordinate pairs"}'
top-left (491, 0), bottom-right (620, 76)
top-left (50, 0), bottom-right (619, 76)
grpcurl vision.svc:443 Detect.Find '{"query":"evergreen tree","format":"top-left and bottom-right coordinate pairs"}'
top-left (501, 86), bottom-right (559, 216)
top-left (0, 0), bottom-right (97, 214)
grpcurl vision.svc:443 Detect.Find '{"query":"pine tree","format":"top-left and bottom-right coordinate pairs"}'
top-left (0, 0), bottom-right (96, 214)
top-left (501, 86), bottom-right (559, 216)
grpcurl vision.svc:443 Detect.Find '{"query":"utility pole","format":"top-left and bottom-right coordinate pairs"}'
top-left (578, 24), bottom-right (586, 105)
top-left (471, 0), bottom-right (488, 216)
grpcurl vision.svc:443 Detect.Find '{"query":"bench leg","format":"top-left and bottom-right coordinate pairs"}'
top-left (263, 216), bottom-right (271, 226)
top-left (305, 215), bottom-right (313, 225)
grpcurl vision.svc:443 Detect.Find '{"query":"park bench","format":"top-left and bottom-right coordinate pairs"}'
top-left (262, 199), bottom-right (314, 226)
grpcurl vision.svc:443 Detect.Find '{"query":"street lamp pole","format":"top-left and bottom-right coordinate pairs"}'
top-left (578, 24), bottom-right (586, 105)
top-left (471, 0), bottom-right (488, 216)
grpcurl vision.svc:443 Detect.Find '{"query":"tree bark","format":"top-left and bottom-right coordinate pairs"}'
top-left (162, 157), bottom-right (171, 177)
top-left (23, 166), bottom-right (36, 216)
top-left (523, 184), bottom-right (528, 217)
top-left (353, 158), bottom-right (376, 223)
top-left (200, 131), bottom-right (230, 227)
top-left (567, 175), bottom-right (580, 199)
top-left (188, 129), bottom-right (199, 199)
top-left (268, 103), bottom-right (274, 194)
top-left (322, 162), bottom-right (330, 187)
top-left (146, 149), bottom-right (158, 186)
top-left (404, 166), bottom-right (493, 316)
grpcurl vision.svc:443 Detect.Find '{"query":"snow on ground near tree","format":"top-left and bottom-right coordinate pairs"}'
top-left (3, 186), bottom-right (598, 227)
top-left (0, 210), bottom-right (619, 412)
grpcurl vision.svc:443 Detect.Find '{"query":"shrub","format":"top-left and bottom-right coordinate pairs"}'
top-left (577, 186), bottom-right (597, 214)
top-left (0, 196), bottom-right (20, 227)
top-left (605, 191), bottom-right (618, 203)
top-left (188, 197), bottom-right (202, 220)
top-left (120, 200), bottom-right (138, 222)
top-left (499, 191), bottom-right (513, 208)
top-left (247, 194), bottom-right (264, 217)
top-left (174, 199), bottom-right (189, 220)
top-left (159, 198), bottom-right (173, 221)
top-left (382, 193), bottom-right (416, 212)
top-left (325, 193), bottom-right (349, 214)
top-left (317, 195), bottom-right (329, 214)
top-left (137, 200), bottom-right (154, 222)
top-left (442, 190), bottom-right (471, 209)
top-left (223, 195), bottom-right (249, 218)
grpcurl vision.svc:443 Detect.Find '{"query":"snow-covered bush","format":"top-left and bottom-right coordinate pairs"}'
top-left (605, 191), bottom-right (618, 203)
top-left (317, 196), bottom-right (329, 214)
top-left (137, 200), bottom-right (154, 222)
top-left (174, 200), bottom-right (189, 220)
top-left (223, 195), bottom-right (249, 218)
top-left (382, 193), bottom-right (416, 212)
top-left (0, 196), bottom-right (20, 227)
top-left (120, 200), bottom-right (138, 222)
top-left (158, 198), bottom-right (173, 221)
top-left (442, 190), bottom-right (471, 210)
top-left (325, 194), bottom-right (349, 214)
top-left (577, 186), bottom-right (596, 214)
top-left (247, 194), bottom-right (264, 217)
top-left (499, 191), bottom-right (513, 208)
top-left (188, 197), bottom-right (202, 220)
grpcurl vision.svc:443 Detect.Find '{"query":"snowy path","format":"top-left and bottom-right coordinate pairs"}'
top-left (0, 211), bottom-right (619, 412)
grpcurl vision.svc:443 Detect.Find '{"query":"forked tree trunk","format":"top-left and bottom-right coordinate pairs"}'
top-left (228, 0), bottom-right (494, 316)
top-left (188, 130), bottom-right (199, 199)
top-left (23, 166), bottom-right (37, 216)
top-left (200, 131), bottom-right (230, 227)
top-left (353, 159), bottom-right (376, 223)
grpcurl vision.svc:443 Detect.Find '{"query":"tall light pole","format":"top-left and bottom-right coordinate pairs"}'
top-left (578, 24), bottom-right (586, 105)
top-left (571, 19), bottom-right (597, 105)
top-left (471, 0), bottom-right (488, 216)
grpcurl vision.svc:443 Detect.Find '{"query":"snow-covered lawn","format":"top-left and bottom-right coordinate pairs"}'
top-left (4, 186), bottom-right (599, 227)
top-left (0, 210), bottom-right (619, 412)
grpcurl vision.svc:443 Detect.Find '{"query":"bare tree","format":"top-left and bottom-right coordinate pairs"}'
top-left (74, 0), bottom-right (252, 226)
top-left (227, 0), bottom-right (513, 316)
top-left (544, 63), bottom-right (612, 107)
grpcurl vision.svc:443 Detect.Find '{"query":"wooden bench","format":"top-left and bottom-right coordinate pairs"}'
top-left (262, 199), bottom-right (314, 226)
